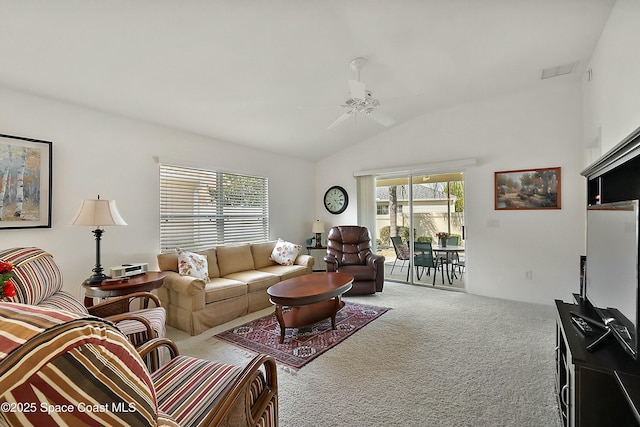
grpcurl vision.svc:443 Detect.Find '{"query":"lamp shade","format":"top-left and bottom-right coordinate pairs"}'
top-left (311, 221), bottom-right (324, 233)
top-left (72, 199), bottom-right (127, 227)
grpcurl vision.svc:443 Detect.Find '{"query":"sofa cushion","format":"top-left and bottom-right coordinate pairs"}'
top-left (217, 244), bottom-right (255, 276)
top-left (116, 306), bottom-right (167, 344)
top-left (270, 239), bottom-right (301, 266)
top-left (257, 265), bottom-right (309, 281)
top-left (158, 252), bottom-right (180, 273)
top-left (0, 302), bottom-right (158, 427)
top-left (224, 270), bottom-right (279, 293)
top-left (251, 242), bottom-right (277, 269)
top-left (200, 248), bottom-right (220, 278)
top-left (159, 249), bottom-right (221, 279)
top-left (204, 277), bottom-right (247, 304)
top-left (39, 291), bottom-right (90, 314)
top-left (178, 250), bottom-right (210, 281)
top-left (153, 355), bottom-right (243, 427)
top-left (0, 247), bottom-right (63, 306)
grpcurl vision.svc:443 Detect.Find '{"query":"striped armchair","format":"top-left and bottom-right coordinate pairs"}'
top-left (0, 247), bottom-right (166, 349)
top-left (0, 303), bottom-right (278, 427)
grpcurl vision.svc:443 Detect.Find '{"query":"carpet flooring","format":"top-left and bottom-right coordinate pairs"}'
top-left (214, 301), bottom-right (389, 369)
top-left (167, 282), bottom-right (561, 426)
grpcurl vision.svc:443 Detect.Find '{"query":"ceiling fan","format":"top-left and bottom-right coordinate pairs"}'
top-left (327, 57), bottom-right (396, 130)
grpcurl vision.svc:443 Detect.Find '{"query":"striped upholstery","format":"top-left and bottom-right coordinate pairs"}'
top-left (0, 247), bottom-right (63, 305)
top-left (0, 302), bottom-right (161, 426)
top-left (118, 307), bottom-right (167, 343)
top-left (152, 355), bottom-right (277, 427)
top-left (153, 356), bottom-right (243, 426)
top-left (251, 374), bottom-right (278, 427)
top-left (38, 290), bottom-right (90, 313)
top-left (0, 247), bottom-right (166, 349)
top-left (0, 303), bottom-right (278, 427)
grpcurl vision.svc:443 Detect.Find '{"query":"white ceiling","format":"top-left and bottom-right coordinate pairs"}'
top-left (0, 0), bottom-right (615, 161)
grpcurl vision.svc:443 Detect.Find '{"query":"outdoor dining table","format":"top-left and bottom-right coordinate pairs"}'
top-left (432, 245), bottom-right (465, 284)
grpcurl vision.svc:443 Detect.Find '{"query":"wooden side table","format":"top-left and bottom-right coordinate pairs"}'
top-left (83, 271), bottom-right (167, 307)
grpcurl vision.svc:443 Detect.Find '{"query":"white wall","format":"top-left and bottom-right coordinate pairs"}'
top-left (583, 0), bottom-right (640, 157)
top-left (316, 78), bottom-right (585, 305)
top-left (0, 87), bottom-right (315, 300)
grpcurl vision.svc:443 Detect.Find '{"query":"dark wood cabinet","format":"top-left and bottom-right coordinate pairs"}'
top-left (569, 126), bottom-right (640, 425)
top-left (556, 300), bottom-right (640, 426)
top-left (582, 126), bottom-right (640, 205)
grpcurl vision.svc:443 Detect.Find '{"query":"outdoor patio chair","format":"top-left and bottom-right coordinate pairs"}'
top-left (413, 241), bottom-right (445, 285)
top-left (443, 236), bottom-right (461, 278)
top-left (390, 236), bottom-right (410, 274)
top-left (457, 258), bottom-right (466, 280)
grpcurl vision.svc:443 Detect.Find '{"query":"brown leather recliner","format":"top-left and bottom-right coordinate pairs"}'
top-left (324, 225), bottom-right (385, 295)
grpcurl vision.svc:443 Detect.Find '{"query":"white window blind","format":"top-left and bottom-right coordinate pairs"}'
top-left (160, 164), bottom-right (269, 252)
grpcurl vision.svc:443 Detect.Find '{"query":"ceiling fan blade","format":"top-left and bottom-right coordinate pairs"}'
top-left (327, 111), bottom-right (353, 130)
top-left (367, 110), bottom-right (396, 127)
top-left (348, 80), bottom-right (366, 100)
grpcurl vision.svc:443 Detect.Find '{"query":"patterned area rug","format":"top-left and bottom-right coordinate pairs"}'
top-left (214, 302), bottom-right (388, 369)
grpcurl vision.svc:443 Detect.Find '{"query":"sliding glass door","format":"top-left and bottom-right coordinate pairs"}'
top-left (375, 172), bottom-right (465, 288)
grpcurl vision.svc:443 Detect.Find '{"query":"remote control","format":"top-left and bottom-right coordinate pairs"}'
top-left (572, 315), bottom-right (594, 335)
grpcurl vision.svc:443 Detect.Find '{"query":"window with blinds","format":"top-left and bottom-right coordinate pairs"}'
top-left (160, 164), bottom-right (269, 252)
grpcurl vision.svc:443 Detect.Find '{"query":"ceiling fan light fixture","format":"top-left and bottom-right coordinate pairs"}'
top-left (326, 56), bottom-right (396, 130)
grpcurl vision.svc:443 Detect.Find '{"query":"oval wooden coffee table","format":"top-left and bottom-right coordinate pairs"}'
top-left (267, 272), bottom-right (353, 343)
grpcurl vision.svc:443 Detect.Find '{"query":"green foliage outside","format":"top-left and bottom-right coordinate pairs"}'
top-left (444, 181), bottom-right (464, 212)
top-left (379, 226), bottom-right (438, 246)
top-left (379, 226), bottom-right (410, 246)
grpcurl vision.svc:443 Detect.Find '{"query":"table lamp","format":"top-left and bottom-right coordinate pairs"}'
top-left (72, 195), bottom-right (127, 284)
top-left (312, 220), bottom-right (325, 248)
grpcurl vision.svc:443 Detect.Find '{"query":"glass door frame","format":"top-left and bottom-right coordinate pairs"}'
top-left (376, 171), bottom-right (465, 287)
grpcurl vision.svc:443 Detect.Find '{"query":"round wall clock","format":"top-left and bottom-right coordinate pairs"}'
top-left (324, 186), bottom-right (349, 214)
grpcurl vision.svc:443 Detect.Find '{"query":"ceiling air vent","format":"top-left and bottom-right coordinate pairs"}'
top-left (541, 62), bottom-right (578, 80)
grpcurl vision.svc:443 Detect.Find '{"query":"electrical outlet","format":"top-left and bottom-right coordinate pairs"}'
top-left (525, 270), bottom-right (533, 280)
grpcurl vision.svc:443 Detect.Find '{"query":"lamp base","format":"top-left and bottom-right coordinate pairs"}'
top-left (85, 227), bottom-right (110, 285)
top-left (84, 273), bottom-right (110, 285)
top-left (315, 232), bottom-right (323, 248)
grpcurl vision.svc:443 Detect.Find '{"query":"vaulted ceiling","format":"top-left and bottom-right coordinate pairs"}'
top-left (0, 0), bottom-right (615, 160)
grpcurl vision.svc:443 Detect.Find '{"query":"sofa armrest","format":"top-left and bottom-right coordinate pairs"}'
top-left (162, 271), bottom-right (206, 295)
top-left (294, 254), bottom-right (314, 269)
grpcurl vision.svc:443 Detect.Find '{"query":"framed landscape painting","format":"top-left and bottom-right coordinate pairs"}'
top-left (0, 134), bottom-right (52, 229)
top-left (495, 167), bottom-right (561, 210)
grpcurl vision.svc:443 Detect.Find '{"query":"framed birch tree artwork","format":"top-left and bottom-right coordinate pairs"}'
top-left (0, 134), bottom-right (52, 229)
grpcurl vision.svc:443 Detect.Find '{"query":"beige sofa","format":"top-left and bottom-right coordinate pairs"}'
top-left (157, 241), bottom-right (314, 335)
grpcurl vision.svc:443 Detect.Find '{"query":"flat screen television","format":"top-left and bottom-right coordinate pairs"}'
top-left (586, 200), bottom-right (640, 360)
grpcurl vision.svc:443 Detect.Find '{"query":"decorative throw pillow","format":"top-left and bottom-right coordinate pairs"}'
top-left (270, 239), bottom-right (301, 266)
top-left (177, 249), bottom-right (210, 281)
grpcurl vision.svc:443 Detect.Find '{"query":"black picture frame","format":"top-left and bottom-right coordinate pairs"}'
top-left (0, 134), bottom-right (52, 229)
